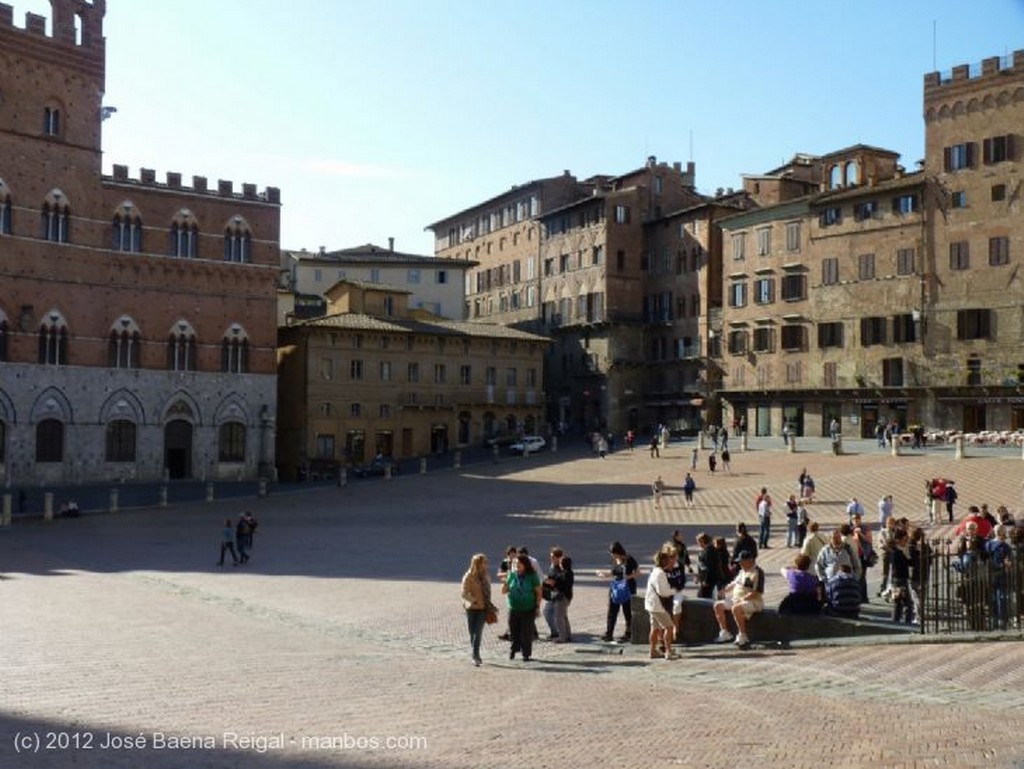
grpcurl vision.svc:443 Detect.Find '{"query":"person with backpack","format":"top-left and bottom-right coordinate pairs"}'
top-left (598, 541), bottom-right (639, 642)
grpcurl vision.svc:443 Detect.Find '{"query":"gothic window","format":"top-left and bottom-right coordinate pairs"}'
top-left (41, 190), bottom-right (70, 242)
top-left (38, 311), bottom-right (68, 364)
top-left (169, 210), bottom-right (199, 257)
top-left (221, 324), bottom-right (249, 373)
top-left (167, 321), bottom-right (197, 371)
top-left (112, 202), bottom-right (143, 252)
top-left (108, 316), bottom-right (141, 369)
top-left (105, 420), bottom-right (137, 462)
top-left (223, 216), bottom-right (251, 263)
top-left (218, 422), bottom-right (246, 462)
top-left (36, 419), bottom-right (64, 462)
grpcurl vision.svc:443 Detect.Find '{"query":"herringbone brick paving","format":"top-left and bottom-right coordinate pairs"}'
top-left (1, 437), bottom-right (1022, 768)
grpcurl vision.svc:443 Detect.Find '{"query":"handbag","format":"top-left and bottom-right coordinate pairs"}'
top-left (610, 578), bottom-right (632, 605)
top-left (485, 605), bottom-right (499, 624)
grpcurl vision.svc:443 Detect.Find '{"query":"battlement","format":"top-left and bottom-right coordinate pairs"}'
top-left (105, 164), bottom-right (281, 205)
top-left (0, 1), bottom-right (105, 52)
top-left (924, 49), bottom-right (1024, 92)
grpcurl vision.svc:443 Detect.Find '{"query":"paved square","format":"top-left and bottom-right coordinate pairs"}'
top-left (1, 438), bottom-right (1023, 768)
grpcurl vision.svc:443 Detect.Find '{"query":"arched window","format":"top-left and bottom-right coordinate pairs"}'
top-left (105, 420), bottom-right (137, 462)
top-left (0, 179), bottom-right (12, 235)
top-left (36, 418), bottom-right (64, 462)
top-left (829, 165), bottom-right (843, 190)
top-left (221, 324), bottom-right (249, 373)
top-left (108, 316), bottom-right (141, 369)
top-left (38, 311), bottom-right (68, 365)
top-left (43, 105), bottom-right (61, 137)
top-left (41, 190), bottom-right (70, 242)
top-left (223, 216), bottom-right (251, 263)
top-left (167, 320), bottom-right (197, 371)
top-left (169, 209), bottom-right (198, 257)
top-left (845, 161), bottom-right (860, 187)
top-left (218, 422), bottom-right (246, 462)
top-left (112, 201), bottom-right (143, 252)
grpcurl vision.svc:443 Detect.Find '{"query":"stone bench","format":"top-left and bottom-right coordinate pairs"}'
top-left (629, 595), bottom-right (912, 646)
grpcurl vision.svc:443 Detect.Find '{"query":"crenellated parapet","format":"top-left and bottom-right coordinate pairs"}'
top-left (105, 164), bottom-right (281, 205)
top-left (924, 49), bottom-right (1024, 121)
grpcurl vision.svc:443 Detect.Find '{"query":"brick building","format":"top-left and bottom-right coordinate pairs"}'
top-left (0, 0), bottom-right (281, 485)
top-left (276, 281), bottom-right (548, 480)
top-left (716, 50), bottom-right (1024, 437)
top-left (429, 159), bottom-right (704, 435)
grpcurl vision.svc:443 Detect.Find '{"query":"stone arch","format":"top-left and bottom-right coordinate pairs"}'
top-left (29, 387), bottom-right (73, 423)
top-left (925, 106), bottom-right (936, 122)
top-left (99, 389), bottom-right (145, 425)
top-left (213, 394), bottom-right (250, 426)
top-left (966, 98), bottom-right (980, 113)
top-left (1013, 87), bottom-right (1024, 104)
top-left (951, 100), bottom-right (965, 117)
top-left (997, 90), bottom-right (1011, 106)
top-left (0, 387), bottom-right (16, 423)
top-left (938, 104), bottom-right (952, 119)
top-left (161, 390), bottom-right (203, 426)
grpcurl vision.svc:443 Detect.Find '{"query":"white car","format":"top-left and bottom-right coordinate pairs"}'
top-left (510, 436), bottom-right (546, 455)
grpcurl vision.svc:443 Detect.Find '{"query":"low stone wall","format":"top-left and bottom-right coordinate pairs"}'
top-left (629, 595), bottom-right (913, 645)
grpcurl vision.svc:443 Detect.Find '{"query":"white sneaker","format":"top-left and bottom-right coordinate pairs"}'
top-left (716, 629), bottom-right (734, 643)
top-left (735, 632), bottom-right (749, 647)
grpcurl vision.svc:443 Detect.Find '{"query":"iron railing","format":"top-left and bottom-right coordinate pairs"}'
top-left (918, 540), bottom-right (1021, 634)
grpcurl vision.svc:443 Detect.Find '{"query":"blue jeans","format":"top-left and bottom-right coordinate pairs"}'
top-left (786, 517), bottom-right (799, 547)
top-left (466, 609), bottom-right (486, 660)
top-left (759, 517), bottom-right (771, 548)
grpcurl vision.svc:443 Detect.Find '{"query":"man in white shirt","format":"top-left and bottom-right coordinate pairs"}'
top-left (846, 497), bottom-right (865, 523)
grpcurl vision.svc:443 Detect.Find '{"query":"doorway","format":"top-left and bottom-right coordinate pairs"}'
top-left (164, 420), bottom-right (193, 479)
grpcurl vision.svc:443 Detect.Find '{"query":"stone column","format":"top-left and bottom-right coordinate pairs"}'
top-left (420, 458), bottom-right (427, 474)
top-left (44, 492), bottom-right (54, 521)
top-left (109, 488), bottom-right (119, 513)
top-left (2, 494), bottom-right (11, 527)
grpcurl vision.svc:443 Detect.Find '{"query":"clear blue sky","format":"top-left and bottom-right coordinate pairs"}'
top-left (19, 0), bottom-right (1024, 254)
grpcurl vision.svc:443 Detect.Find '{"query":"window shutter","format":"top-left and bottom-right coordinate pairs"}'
top-left (1008, 134), bottom-right (1016, 162)
top-left (957, 312), bottom-right (966, 339)
top-left (966, 142), bottom-right (976, 168)
top-left (983, 138), bottom-right (992, 165)
top-left (943, 147), bottom-right (951, 172)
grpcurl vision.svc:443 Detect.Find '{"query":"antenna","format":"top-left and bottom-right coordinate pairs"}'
top-left (932, 20), bottom-right (936, 72)
top-left (689, 129), bottom-right (693, 162)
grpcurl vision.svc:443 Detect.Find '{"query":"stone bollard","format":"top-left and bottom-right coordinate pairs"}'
top-left (788, 436), bottom-right (797, 453)
top-left (206, 482), bottom-right (215, 502)
top-left (955, 436), bottom-right (965, 460)
top-left (44, 492), bottom-right (54, 521)
top-left (159, 486), bottom-right (168, 507)
top-left (109, 488), bottom-right (119, 513)
top-left (2, 494), bottom-right (11, 527)
top-left (697, 431), bottom-right (705, 450)
top-left (420, 457), bottom-right (427, 475)
top-left (740, 434), bottom-right (748, 452)
top-left (384, 465), bottom-right (392, 480)
top-left (454, 450), bottom-right (461, 469)
top-left (258, 478), bottom-right (268, 498)
top-left (551, 436), bottom-right (558, 453)
top-left (492, 444), bottom-right (499, 463)
top-left (891, 439), bottom-right (900, 457)
top-left (339, 468), bottom-right (347, 487)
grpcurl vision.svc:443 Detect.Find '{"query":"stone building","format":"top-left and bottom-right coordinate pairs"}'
top-left (0, 0), bottom-right (281, 485)
top-left (716, 49), bottom-right (1024, 436)
top-left (280, 241), bottom-right (473, 324)
top-left (276, 281), bottom-right (549, 481)
top-left (429, 159), bottom-right (703, 435)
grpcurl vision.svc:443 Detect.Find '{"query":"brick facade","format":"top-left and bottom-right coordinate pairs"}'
top-left (0, 1), bottom-right (281, 484)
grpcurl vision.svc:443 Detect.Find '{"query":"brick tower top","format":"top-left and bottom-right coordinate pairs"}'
top-left (0, 1), bottom-right (106, 75)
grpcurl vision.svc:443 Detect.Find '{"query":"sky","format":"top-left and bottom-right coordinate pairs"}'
top-left (17, 0), bottom-right (1024, 255)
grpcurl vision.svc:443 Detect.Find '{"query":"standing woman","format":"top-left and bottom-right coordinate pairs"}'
top-left (501, 554), bottom-right (542, 661)
top-left (599, 541), bottom-right (640, 642)
top-left (461, 553), bottom-right (496, 666)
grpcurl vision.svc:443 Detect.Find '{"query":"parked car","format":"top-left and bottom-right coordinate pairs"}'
top-left (509, 436), bottom-right (546, 455)
top-left (353, 456), bottom-right (401, 477)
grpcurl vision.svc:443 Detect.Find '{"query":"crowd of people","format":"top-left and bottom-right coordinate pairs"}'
top-left (458, 457), bottom-right (1024, 666)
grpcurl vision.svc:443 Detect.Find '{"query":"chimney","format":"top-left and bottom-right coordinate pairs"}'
top-left (388, 237), bottom-right (395, 252)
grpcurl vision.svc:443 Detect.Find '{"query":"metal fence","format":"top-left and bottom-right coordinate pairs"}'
top-left (918, 540), bottom-right (1022, 634)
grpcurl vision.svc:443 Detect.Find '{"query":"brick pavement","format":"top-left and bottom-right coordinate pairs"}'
top-left (0, 438), bottom-right (1022, 768)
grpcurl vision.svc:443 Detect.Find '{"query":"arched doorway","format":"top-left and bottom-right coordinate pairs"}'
top-left (164, 420), bottom-right (193, 479)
